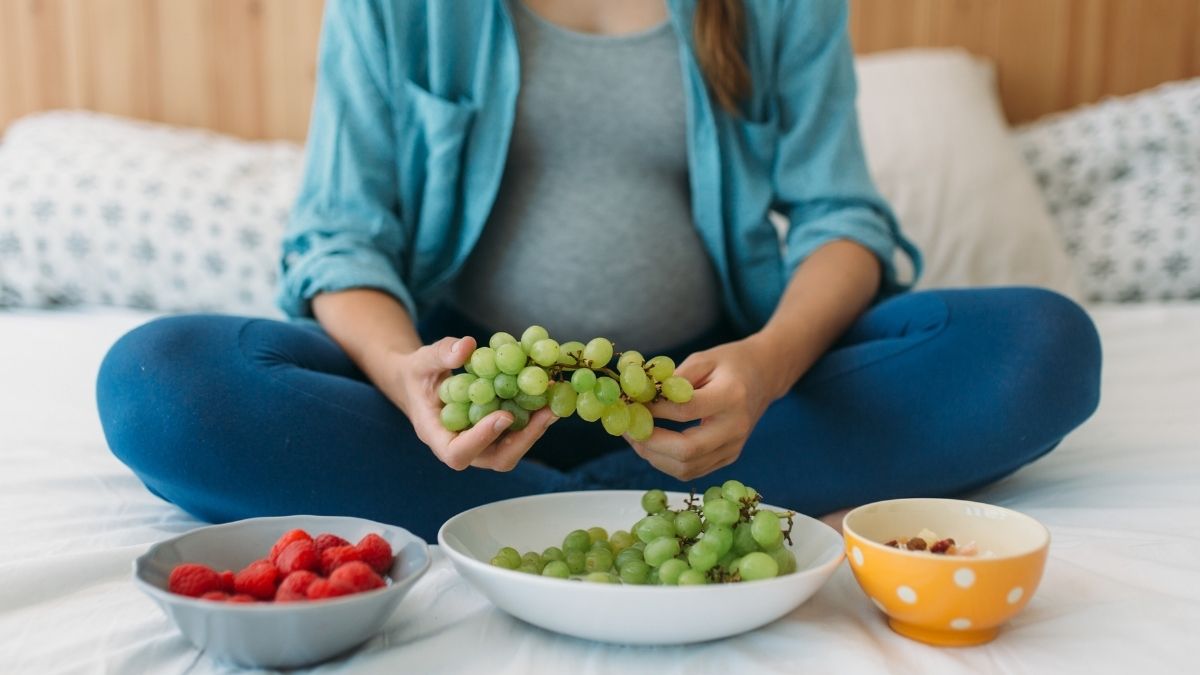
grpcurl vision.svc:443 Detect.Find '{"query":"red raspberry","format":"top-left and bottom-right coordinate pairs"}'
top-left (228, 594), bottom-right (257, 603)
top-left (269, 529), bottom-right (313, 563)
top-left (306, 578), bottom-right (352, 600)
top-left (314, 533), bottom-right (350, 554)
top-left (199, 591), bottom-right (228, 601)
top-left (219, 569), bottom-right (236, 593)
top-left (320, 545), bottom-right (361, 575)
top-left (355, 534), bottom-right (394, 575)
top-left (330, 561), bottom-right (386, 594)
top-left (276, 540), bottom-right (320, 575)
top-left (275, 570), bottom-right (320, 602)
top-left (234, 560), bottom-right (279, 600)
top-left (168, 563), bottom-right (224, 598)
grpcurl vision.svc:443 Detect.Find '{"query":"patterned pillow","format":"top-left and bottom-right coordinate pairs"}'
top-left (1014, 78), bottom-right (1200, 302)
top-left (0, 111), bottom-right (302, 315)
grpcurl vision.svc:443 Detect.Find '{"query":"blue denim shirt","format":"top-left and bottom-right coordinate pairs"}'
top-left (278, 0), bottom-right (921, 335)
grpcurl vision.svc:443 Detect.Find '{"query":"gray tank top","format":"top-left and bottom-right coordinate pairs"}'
top-left (451, 0), bottom-right (722, 354)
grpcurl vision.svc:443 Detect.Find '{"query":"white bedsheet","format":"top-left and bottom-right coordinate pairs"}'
top-left (1, 305), bottom-right (1197, 674)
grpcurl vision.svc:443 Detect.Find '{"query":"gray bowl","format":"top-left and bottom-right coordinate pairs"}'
top-left (133, 515), bottom-right (430, 669)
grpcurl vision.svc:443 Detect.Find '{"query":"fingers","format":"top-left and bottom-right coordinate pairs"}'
top-left (434, 410), bottom-right (514, 471)
top-left (634, 422), bottom-right (728, 463)
top-left (630, 436), bottom-right (736, 482)
top-left (648, 384), bottom-right (727, 422)
top-left (427, 335), bottom-right (476, 372)
top-left (470, 408), bottom-right (558, 472)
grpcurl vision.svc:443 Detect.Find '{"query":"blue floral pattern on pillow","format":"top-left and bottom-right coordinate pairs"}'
top-left (1014, 78), bottom-right (1200, 302)
top-left (0, 111), bottom-right (302, 315)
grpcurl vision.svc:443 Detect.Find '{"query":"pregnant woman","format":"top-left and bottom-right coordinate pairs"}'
top-left (97, 0), bottom-right (1101, 542)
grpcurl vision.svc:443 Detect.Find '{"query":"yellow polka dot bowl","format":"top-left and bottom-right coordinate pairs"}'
top-left (842, 498), bottom-right (1049, 647)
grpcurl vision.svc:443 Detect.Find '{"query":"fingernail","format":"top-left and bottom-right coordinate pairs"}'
top-left (451, 338), bottom-right (465, 354)
top-left (494, 416), bottom-right (512, 432)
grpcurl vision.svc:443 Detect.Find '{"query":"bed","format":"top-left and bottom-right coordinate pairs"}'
top-left (1, 304), bottom-right (1197, 673)
top-left (3, 1), bottom-right (1200, 673)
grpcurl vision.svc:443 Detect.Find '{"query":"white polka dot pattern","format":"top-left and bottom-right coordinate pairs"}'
top-left (950, 618), bottom-right (972, 630)
top-left (953, 567), bottom-right (975, 589)
top-left (851, 546), bottom-right (864, 567)
top-left (896, 585), bottom-right (917, 604)
top-left (1007, 586), bottom-right (1024, 604)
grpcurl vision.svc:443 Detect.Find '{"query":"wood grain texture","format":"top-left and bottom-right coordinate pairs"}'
top-left (1, 0), bottom-right (1198, 140)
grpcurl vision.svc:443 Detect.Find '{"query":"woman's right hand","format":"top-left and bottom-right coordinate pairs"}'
top-left (380, 336), bottom-right (558, 472)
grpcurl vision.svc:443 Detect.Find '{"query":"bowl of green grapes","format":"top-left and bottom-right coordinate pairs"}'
top-left (437, 483), bottom-right (844, 644)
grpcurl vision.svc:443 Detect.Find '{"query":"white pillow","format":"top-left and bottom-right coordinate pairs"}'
top-left (855, 49), bottom-right (1082, 298)
top-left (0, 111), bottom-right (298, 316)
top-left (1013, 77), bottom-right (1200, 303)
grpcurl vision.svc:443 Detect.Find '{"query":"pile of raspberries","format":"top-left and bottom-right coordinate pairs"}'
top-left (166, 529), bottom-right (394, 602)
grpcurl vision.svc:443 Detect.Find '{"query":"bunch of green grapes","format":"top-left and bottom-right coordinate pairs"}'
top-left (488, 481), bottom-right (797, 585)
top-left (438, 325), bottom-right (695, 440)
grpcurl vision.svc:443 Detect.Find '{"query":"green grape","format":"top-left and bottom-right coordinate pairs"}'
top-left (557, 340), bottom-right (584, 365)
top-left (463, 362), bottom-right (474, 375)
top-left (633, 383), bottom-right (657, 403)
top-left (520, 325), bottom-right (549, 353)
top-left (541, 560), bottom-right (570, 579)
top-left (499, 400), bottom-right (530, 431)
top-left (489, 331), bottom-right (518, 349)
top-left (493, 373), bottom-right (519, 399)
top-left (703, 497), bottom-right (740, 527)
top-left (703, 486), bottom-right (725, 503)
top-left (619, 366), bottom-right (650, 397)
top-left (529, 339), bottom-right (560, 367)
top-left (674, 510), bottom-right (703, 539)
top-left (517, 366), bottom-right (549, 395)
top-left (641, 489), bottom-right (668, 514)
top-left (619, 560), bottom-right (650, 584)
top-left (609, 530), bottom-right (635, 554)
top-left (631, 540), bottom-right (646, 552)
top-left (496, 547), bottom-right (522, 568)
top-left (495, 343), bottom-right (526, 375)
top-left (721, 479), bottom-right (748, 505)
top-left (587, 527), bottom-right (608, 544)
top-left (490, 554), bottom-right (517, 569)
top-left (657, 558), bottom-right (689, 585)
top-left (576, 391), bottom-right (605, 422)
top-left (615, 547), bottom-right (644, 569)
top-left (687, 541), bottom-right (720, 574)
top-left (643, 537), bottom-right (681, 567)
top-left (440, 402), bottom-right (470, 431)
top-left (582, 337), bottom-right (613, 368)
top-left (751, 510), bottom-right (784, 550)
top-left (767, 547), bottom-right (797, 575)
top-left (704, 524), bottom-right (734, 556)
top-left (601, 402), bottom-right (631, 436)
top-left (594, 377), bottom-right (620, 404)
top-left (718, 551), bottom-right (740, 572)
top-left (677, 569), bottom-right (707, 585)
top-left (469, 347), bottom-right (499, 378)
top-left (570, 368), bottom-right (597, 393)
top-left (584, 548), bottom-right (614, 573)
top-left (565, 550), bottom-right (586, 574)
top-left (514, 392), bottom-right (547, 411)
top-left (648, 567), bottom-right (661, 585)
top-left (645, 355), bottom-right (675, 381)
top-left (516, 562), bottom-right (540, 574)
top-left (744, 485), bottom-right (759, 502)
top-left (542, 546), bottom-right (565, 563)
top-left (583, 572), bottom-right (613, 583)
top-left (738, 552), bottom-right (779, 581)
top-left (732, 522), bottom-right (760, 556)
top-left (521, 552), bottom-right (544, 572)
top-left (447, 373), bottom-right (476, 404)
top-left (547, 382), bottom-right (578, 417)
top-left (634, 514), bottom-right (675, 543)
top-left (627, 402), bottom-right (654, 441)
top-left (617, 350), bottom-right (644, 373)
top-left (590, 539), bottom-right (613, 554)
top-left (468, 399), bottom-right (501, 425)
top-left (468, 378), bottom-right (496, 405)
top-left (437, 378), bottom-right (454, 404)
top-left (563, 529), bottom-right (591, 553)
top-left (661, 376), bottom-right (694, 403)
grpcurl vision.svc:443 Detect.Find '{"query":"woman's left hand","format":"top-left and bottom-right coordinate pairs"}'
top-left (633, 335), bottom-right (787, 481)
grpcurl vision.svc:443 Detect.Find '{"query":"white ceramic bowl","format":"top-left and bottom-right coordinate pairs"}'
top-left (133, 515), bottom-right (430, 669)
top-left (438, 490), bottom-right (844, 644)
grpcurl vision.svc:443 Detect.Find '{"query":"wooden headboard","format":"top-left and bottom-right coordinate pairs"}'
top-left (2, 0), bottom-right (1198, 141)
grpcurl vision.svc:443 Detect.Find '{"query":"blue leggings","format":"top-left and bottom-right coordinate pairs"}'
top-left (96, 288), bottom-right (1101, 543)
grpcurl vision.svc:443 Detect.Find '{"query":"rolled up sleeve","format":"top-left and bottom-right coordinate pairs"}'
top-left (277, 0), bottom-right (417, 320)
top-left (774, 0), bottom-right (921, 296)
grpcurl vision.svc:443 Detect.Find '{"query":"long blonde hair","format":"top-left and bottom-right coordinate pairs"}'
top-left (693, 0), bottom-right (750, 115)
